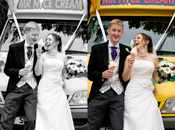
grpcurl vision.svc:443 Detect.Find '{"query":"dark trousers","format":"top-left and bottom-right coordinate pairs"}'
top-left (0, 83), bottom-right (37, 130)
top-left (88, 88), bottom-right (124, 130)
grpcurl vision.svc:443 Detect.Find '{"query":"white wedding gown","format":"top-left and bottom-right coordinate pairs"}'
top-left (35, 58), bottom-right (75, 130)
top-left (123, 60), bottom-right (164, 130)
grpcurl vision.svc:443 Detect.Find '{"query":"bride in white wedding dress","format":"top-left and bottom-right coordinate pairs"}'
top-left (34, 33), bottom-right (75, 130)
top-left (122, 33), bottom-right (165, 130)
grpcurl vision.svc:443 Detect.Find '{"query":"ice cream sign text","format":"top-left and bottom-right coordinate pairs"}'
top-left (17, 0), bottom-right (83, 10)
top-left (101, 0), bottom-right (175, 6)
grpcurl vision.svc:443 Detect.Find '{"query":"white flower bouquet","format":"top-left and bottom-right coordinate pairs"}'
top-left (65, 58), bottom-right (86, 79)
top-left (156, 60), bottom-right (175, 82)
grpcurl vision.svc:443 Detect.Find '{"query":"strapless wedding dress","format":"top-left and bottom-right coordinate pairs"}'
top-left (123, 60), bottom-right (164, 130)
top-left (35, 58), bottom-right (74, 130)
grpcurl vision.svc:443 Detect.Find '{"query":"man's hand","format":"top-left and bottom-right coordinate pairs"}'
top-left (19, 68), bottom-right (30, 76)
top-left (158, 78), bottom-right (165, 83)
top-left (102, 70), bottom-right (114, 79)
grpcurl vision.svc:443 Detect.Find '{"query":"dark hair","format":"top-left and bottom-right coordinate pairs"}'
top-left (139, 33), bottom-right (153, 53)
top-left (48, 33), bottom-right (62, 52)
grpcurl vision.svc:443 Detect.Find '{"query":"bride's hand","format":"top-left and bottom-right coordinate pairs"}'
top-left (128, 55), bottom-right (135, 68)
top-left (153, 87), bottom-right (157, 96)
top-left (36, 48), bottom-right (43, 57)
top-left (158, 78), bottom-right (165, 83)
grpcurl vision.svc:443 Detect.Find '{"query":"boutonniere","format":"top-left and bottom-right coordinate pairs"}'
top-left (125, 48), bottom-right (130, 53)
top-left (125, 39), bottom-right (134, 53)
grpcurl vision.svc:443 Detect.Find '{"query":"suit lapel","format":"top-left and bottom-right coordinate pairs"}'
top-left (33, 44), bottom-right (38, 67)
top-left (18, 41), bottom-right (25, 67)
top-left (119, 44), bottom-right (126, 72)
top-left (119, 44), bottom-right (125, 60)
top-left (101, 41), bottom-right (109, 69)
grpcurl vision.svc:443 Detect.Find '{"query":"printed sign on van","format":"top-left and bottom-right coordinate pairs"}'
top-left (17, 0), bottom-right (83, 10)
top-left (101, 0), bottom-right (175, 6)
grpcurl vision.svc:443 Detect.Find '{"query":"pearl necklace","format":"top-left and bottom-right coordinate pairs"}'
top-left (137, 52), bottom-right (148, 57)
top-left (47, 52), bottom-right (58, 56)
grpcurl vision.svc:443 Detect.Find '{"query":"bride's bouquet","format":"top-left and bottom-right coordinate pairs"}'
top-left (156, 60), bottom-right (175, 82)
top-left (64, 58), bottom-right (86, 79)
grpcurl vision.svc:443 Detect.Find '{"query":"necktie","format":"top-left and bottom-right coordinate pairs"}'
top-left (111, 46), bottom-right (117, 61)
top-left (27, 46), bottom-right (32, 59)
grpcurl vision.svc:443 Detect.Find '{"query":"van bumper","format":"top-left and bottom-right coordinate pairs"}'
top-left (71, 108), bottom-right (88, 130)
top-left (163, 117), bottom-right (175, 129)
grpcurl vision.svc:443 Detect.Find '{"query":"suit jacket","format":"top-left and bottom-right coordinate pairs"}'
top-left (88, 41), bottom-right (131, 103)
top-left (4, 41), bottom-right (41, 95)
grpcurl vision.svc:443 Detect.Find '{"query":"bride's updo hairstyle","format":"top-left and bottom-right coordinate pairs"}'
top-left (139, 33), bottom-right (153, 53)
top-left (48, 33), bottom-right (62, 52)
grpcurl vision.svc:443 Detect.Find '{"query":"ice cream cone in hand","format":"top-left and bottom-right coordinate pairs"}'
top-left (109, 66), bottom-right (115, 71)
top-left (130, 53), bottom-right (136, 58)
top-left (38, 39), bottom-right (45, 49)
top-left (108, 61), bottom-right (116, 71)
top-left (130, 47), bottom-right (137, 59)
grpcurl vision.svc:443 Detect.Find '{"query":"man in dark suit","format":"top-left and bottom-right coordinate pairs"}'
top-left (88, 19), bottom-right (131, 130)
top-left (0, 21), bottom-right (41, 130)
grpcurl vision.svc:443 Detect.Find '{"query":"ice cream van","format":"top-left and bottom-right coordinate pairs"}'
top-left (0, 0), bottom-right (88, 129)
top-left (88, 0), bottom-right (175, 129)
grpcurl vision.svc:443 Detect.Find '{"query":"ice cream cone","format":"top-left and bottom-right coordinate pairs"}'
top-left (130, 53), bottom-right (135, 59)
top-left (130, 47), bottom-right (137, 59)
top-left (38, 39), bottom-right (45, 49)
top-left (109, 66), bottom-right (115, 71)
top-left (108, 61), bottom-right (116, 71)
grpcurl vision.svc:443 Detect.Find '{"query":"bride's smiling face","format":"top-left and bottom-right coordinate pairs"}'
top-left (134, 34), bottom-right (148, 50)
top-left (45, 34), bottom-right (57, 50)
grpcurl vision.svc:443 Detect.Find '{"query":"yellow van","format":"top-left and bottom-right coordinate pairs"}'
top-left (88, 0), bottom-right (175, 129)
top-left (0, 0), bottom-right (88, 129)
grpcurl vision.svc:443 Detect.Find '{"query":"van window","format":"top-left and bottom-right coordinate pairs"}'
top-left (88, 16), bottom-right (175, 54)
top-left (0, 19), bottom-right (87, 53)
